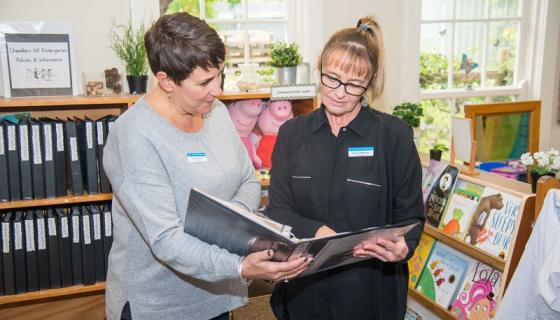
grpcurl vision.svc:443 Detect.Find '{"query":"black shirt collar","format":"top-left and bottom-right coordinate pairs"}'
top-left (311, 102), bottom-right (371, 138)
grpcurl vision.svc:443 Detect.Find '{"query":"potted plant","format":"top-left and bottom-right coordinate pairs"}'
top-left (520, 148), bottom-right (560, 192)
top-left (269, 42), bottom-right (302, 85)
top-left (392, 102), bottom-right (423, 146)
top-left (110, 20), bottom-right (148, 94)
top-left (430, 141), bottom-right (449, 161)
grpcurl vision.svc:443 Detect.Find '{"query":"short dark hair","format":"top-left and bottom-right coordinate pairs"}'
top-left (144, 13), bottom-right (225, 84)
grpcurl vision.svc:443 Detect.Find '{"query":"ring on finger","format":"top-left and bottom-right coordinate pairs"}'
top-left (284, 275), bottom-right (289, 283)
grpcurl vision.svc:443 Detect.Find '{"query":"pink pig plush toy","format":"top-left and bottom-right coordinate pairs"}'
top-left (256, 100), bottom-right (293, 168)
top-left (228, 99), bottom-right (264, 168)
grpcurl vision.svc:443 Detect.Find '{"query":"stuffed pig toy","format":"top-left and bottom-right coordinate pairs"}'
top-left (228, 99), bottom-right (264, 168)
top-left (256, 100), bottom-right (293, 168)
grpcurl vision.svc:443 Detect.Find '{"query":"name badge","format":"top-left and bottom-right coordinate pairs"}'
top-left (186, 152), bottom-right (208, 163)
top-left (348, 146), bottom-right (374, 157)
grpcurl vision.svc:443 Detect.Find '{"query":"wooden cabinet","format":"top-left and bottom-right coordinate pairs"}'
top-left (408, 155), bottom-right (535, 319)
top-left (0, 92), bottom-right (316, 319)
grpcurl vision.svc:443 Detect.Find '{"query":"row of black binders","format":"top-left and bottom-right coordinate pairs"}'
top-left (0, 202), bottom-right (113, 295)
top-left (0, 115), bottom-right (118, 202)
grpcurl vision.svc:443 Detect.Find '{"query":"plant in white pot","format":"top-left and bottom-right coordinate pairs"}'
top-left (110, 20), bottom-right (148, 94)
top-left (269, 42), bottom-right (302, 85)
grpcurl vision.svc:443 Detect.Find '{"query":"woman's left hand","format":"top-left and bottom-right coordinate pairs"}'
top-left (353, 236), bottom-right (409, 262)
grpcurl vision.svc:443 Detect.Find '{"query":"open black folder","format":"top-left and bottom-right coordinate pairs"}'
top-left (185, 188), bottom-right (419, 277)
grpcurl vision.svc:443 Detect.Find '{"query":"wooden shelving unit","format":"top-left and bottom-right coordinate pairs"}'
top-left (0, 283), bottom-right (106, 305)
top-left (0, 194), bottom-right (112, 211)
top-left (409, 288), bottom-right (456, 320)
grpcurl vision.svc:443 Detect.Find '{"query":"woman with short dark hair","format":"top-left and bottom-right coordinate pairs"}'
top-left (104, 13), bottom-right (308, 320)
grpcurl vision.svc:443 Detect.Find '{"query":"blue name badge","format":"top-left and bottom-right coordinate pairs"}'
top-left (186, 152), bottom-right (208, 163)
top-left (348, 146), bottom-right (375, 158)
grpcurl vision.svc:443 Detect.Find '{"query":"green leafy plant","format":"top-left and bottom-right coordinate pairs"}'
top-left (110, 20), bottom-right (148, 76)
top-left (269, 42), bottom-right (302, 67)
top-left (432, 141), bottom-right (449, 152)
top-left (392, 102), bottom-right (424, 128)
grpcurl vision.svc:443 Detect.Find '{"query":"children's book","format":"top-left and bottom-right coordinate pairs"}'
top-left (425, 165), bottom-right (460, 227)
top-left (416, 242), bottom-right (472, 309)
top-left (449, 261), bottom-right (502, 320)
top-left (422, 159), bottom-right (448, 205)
top-left (408, 233), bottom-right (436, 288)
top-left (404, 306), bottom-right (423, 320)
top-left (464, 187), bottom-right (522, 259)
top-left (438, 179), bottom-right (485, 240)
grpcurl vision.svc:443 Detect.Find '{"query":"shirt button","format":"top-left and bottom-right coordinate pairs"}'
top-left (342, 127), bottom-right (347, 132)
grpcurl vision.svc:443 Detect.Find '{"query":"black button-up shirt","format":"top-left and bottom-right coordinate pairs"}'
top-left (268, 104), bottom-right (425, 320)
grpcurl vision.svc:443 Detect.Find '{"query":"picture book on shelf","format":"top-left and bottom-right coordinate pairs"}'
top-left (416, 242), bottom-right (472, 309)
top-left (425, 165), bottom-right (460, 227)
top-left (449, 261), bottom-right (502, 320)
top-left (438, 179), bottom-right (485, 240)
top-left (465, 187), bottom-right (522, 259)
top-left (422, 159), bottom-right (448, 205)
top-left (404, 306), bottom-right (423, 320)
top-left (408, 233), bottom-right (436, 288)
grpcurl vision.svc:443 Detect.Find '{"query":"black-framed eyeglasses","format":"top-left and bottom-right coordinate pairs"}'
top-left (320, 73), bottom-right (369, 96)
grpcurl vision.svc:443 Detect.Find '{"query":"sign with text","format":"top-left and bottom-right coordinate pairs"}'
top-left (3, 33), bottom-right (74, 97)
top-left (270, 83), bottom-right (316, 101)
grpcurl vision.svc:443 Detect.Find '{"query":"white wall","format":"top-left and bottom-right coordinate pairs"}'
top-left (0, 0), bottom-right (158, 95)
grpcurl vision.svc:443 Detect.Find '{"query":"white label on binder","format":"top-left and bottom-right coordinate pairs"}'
top-left (83, 217), bottom-right (91, 244)
top-left (61, 216), bottom-right (69, 238)
top-left (86, 122), bottom-right (93, 149)
top-left (104, 211), bottom-right (112, 237)
top-left (0, 126), bottom-right (4, 155)
top-left (14, 222), bottom-right (22, 250)
top-left (43, 124), bottom-right (53, 161)
top-left (20, 125), bottom-right (29, 161)
top-left (72, 215), bottom-right (80, 243)
top-left (48, 217), bottom-right (57, 236)
top-left (56, 123), bottom-right (64, 151)
top-left (93, 213), bottom-right (101, 240)
top-left (97, 122), bottom-right (104, 145)
top-left (2, 223), bottom-right (10, 253)
top-left (37, 219), bottom-right (46, 250)
top-left (32, 125), bottom-right (42, 164)
top-left (70, 137), bottom-right (78, 161)
top-left (25, 220), bottom-right (35, 251)
top-left (8, 126), bottom-right (16, 151)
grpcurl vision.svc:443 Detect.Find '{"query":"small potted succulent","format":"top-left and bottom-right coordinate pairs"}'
top-left (269, 42), bottom-right (302, 85)
top-left (430, 141), bottom-right (449, 161)
top-left (110, 20), bottom-right (149, 94)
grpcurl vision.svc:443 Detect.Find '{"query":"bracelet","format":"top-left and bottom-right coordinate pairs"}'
top-left (237, 257), bottom-right (253, 285)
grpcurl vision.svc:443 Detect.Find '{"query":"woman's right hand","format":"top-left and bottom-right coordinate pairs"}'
top-left (241, 250), bottom-right (310, 282)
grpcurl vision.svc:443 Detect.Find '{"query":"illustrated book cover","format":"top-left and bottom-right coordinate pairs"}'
top-left (408, 233), bottom-right (436, 289)
top-left (438, 179), bottom-right (485, 240)
top-left (425, 165), bottom-right (460, 227)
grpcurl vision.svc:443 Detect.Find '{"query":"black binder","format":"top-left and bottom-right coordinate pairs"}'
top-left (46, 208), bottom-right (62, 288)
top-left (0, 120), bottom-right (10, 201)
top-left (56, 207), bottom-right (73, 287)
top-left (81, 206), bottom-right (95, 285)
top-left (34, 209), bottom-right (50, 290)
top-left (17, 117), bottom-right (33, 200)
top-left (0, 219), bottom-right (3, 295)
top-left (101, 202), bottom-right (113, 274)
top-left (69, 206), bottom-right (83, 285)
top-left (53, 119), bottom-right (67, 197)
top-left (24, 210), bottom-right (39, 292)
top-left (5, 119), bottom-right (21, 201)
top-left (13, 211), bottom-right (27, 293)
top-left (29, 119), bottom-right (45, 199)
top-left (77, 118), bottom-right (98, 194)
top-left (95, 116), bottom-right (112, 193)
top-left (64, 119), bottom-right (84, 196)
top-left (40, 119), bottom-right (57, 199)
top-left (90, 205), bottom-right (105, 281)
top-left (2, 212), bottom-right (15, 295)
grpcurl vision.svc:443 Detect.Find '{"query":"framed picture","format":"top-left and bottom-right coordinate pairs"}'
top-left (0, 21), bottom-right (78, 97)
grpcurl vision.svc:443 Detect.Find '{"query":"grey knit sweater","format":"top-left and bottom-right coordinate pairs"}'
top-left (103, 98), bottom-right (261, 320)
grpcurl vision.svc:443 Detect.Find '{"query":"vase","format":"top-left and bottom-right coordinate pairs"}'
top-left (126, 75), bottom-right (148, 95)
top-left (430, 149), bottom-right (442, 161)
top-left (276, 66), bottom-right (297, 85)
top-left (530, 171), bottom-right (555, 193)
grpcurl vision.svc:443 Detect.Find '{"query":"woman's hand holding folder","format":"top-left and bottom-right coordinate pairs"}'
top-left (241, 249), bottom-right (311, 282)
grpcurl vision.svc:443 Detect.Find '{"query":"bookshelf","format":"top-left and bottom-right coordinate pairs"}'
top-left (0, 92), bottom-right (316, 319)
top-left (408, 154), bottom-right (536, 319)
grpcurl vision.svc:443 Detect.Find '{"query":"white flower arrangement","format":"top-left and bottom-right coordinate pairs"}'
top-left (520, 148), bottom-right (560, 175)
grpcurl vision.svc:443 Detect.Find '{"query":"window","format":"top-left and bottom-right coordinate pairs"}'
top-left (163, 0), bottom-right (291, 90)
top-left (417, 0), bottom-right (529, 155)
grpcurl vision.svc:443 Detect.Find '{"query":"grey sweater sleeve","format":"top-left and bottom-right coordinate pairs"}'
top-left (104, 121), bottom-right (243, 282)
